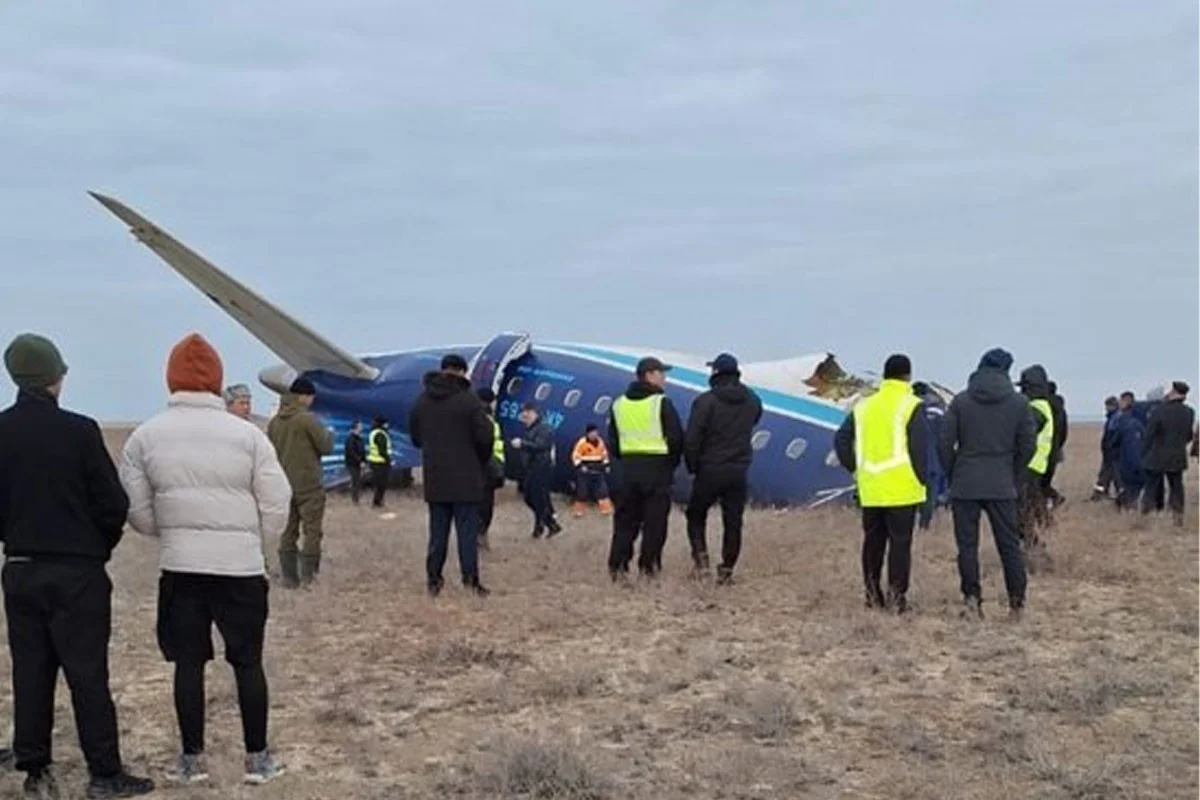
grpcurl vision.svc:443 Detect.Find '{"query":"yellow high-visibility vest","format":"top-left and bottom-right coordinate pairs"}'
top-left (367, 428), bottom-right (391, 464)
top-left (612, 395), bottom-right (668, 455)
top-left (491, 417), bottom-right (505, 463)
top-left (851, 379), bottom-right (927, 507)
top-left (1027, 398), bottom-right (1054, 475)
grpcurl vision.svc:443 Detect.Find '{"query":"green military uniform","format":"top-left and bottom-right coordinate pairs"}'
top-left (267, 395), bottom-right (335, 586)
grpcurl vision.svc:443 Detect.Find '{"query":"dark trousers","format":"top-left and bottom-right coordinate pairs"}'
top-left (1041, 460), bottom-right (1063, 502)
top-left (427, 502), bottom-right (480, 584)
top-left (2, 560), bottom-right (122, 778)
top-left (157, 572), bottom-right (269, 755)
top-left (1094, 456), bottom-right (1118, 497)
top-left (1117, 480), bottom-right (1144, 511)
top-left (347, 463), bottom-right (363, 504)
top-left (1142, 471), bottom-right (1185, 516)
top-left (522, 469), bottom-right (555, 530)
top-left (1017, 469), bottom-right (1048, 545)
top-left (608, 479), bottom-right (671, 575)
top-left (951, 499), bottom-right (1026, 608)
top-left (685, 466), bottom-right (748, 572)
top-left (860, 506), bottom-right (916, 604)
top-left (479, 488), bottom-right (496, 538)
top-left (370, 463), bottom-right (391, 507)
top-left (574, 470), bottom-right (610, 502)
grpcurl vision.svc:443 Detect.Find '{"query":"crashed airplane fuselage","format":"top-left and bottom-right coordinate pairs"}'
top-left (89, 191), bottom-right (927, 508)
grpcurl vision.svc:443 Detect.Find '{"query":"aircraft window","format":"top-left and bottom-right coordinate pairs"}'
top-left (535, 382), bottom-right (552, 401)
top-left (785, 438), bottom-right (808, 459)
top-left (751, 430), bottom-right (771, 451)
top-left (825, 449), bottom-right (840, 467)
top-left (564, 389), bottom-right (582, 408)
top-left (594, 396), bottom-right (612, 415)
top-left (507, 376), bottom-right (524, 396)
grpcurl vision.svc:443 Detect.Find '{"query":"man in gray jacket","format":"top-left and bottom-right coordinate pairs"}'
top-left (938, 348), bottom-right (1037, 620)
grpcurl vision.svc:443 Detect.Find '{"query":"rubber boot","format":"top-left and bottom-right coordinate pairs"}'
top-left (298, 554), bottom-right (320, 587)
top-left (278, 552), bottom-right (300, 589)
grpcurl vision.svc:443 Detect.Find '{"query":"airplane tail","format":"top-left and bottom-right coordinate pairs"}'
top-left (88, 192), bottom-right (379, 382)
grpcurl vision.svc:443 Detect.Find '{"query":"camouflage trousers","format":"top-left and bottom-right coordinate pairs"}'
top-left (279, 488), bottom-right (326, 558)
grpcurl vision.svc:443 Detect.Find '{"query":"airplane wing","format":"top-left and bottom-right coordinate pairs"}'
top-left (88, 192), bottom-right (379, 381)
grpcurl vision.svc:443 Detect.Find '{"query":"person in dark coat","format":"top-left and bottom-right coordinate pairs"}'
top-left (912, 382), bottom-right (947, 531)
top-left (937, 348), bottom-right (1036, 620)
top-left (366, 416), bottom-right (392, 508)
top-left (476, 388), bottom-right (504, 551)
top-left (408, 354), bottom-right (495, 596)
top-left (607, 357), bottom-right (685, 580)
top-left (343, 419), bottom-right (366, 505)
top-left (1092, 396), bottom-right (1120, 501)
top-left (1016, 365), bottom-right (1054, 552)
top-left (684, 353), bottom-right (763, 584)
top-left (1140, 381), bottom-right (1195, 525)
top-left (1112, 392), bottom-right (1146, 510)
top-left (0, 333), bottom-right (155, 798)
top-left (512, 402), bottom-right (562, 538)
top-left (1043, 380), bottom-right (1069, 508)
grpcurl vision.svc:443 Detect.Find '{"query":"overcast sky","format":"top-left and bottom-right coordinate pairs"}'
top-left (1, 1), bottom-right (1196, 421)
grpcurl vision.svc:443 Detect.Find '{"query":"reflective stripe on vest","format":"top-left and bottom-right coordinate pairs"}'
top-left (491, 418), bottom-right (505, 463)
top-left (612, 395), bottom-right (668, 455)
top-left (1028, 398), bottom-right (1054, 475)
top-left (851, 380), bottom-right (927, 507)
top-left (367, 429), bottom-right (391, 463)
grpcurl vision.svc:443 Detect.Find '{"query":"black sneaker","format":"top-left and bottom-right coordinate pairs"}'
top-left (531, 526), bottom-right (544, 539)
top-left (86, 771), bottom-right (154, 798)
top-left (24, 769), bottom-right (58, 800)
top-left (715, 566), bottom-right (734, 586)
top-left (427, 577), bottom-right (444, 598)
top-left (961, 596), bottom-right (983, 621)
top-left (464, 579), bottom-right (490, 597)
top-left (546, 518), bottom-right (563, 538)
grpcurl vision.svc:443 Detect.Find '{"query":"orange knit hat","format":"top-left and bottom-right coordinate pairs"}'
top-left (166, 333), bottom-right (223, 395)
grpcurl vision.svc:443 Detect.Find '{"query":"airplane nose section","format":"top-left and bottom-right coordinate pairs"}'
top-left (258, 362), bottom-right (297, 394)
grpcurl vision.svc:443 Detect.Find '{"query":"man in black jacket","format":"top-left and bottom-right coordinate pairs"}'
top-left (1141, 381), bottom-right (1195, 525)
top-left (409, 354), bottom-right (495, 596)
top-left (684, 353), bottom-right (762, 584)
top-left (512, 402), bottom-right (561, 538)
top-left (1043, 380), bottom-right (1069, 508)
top-left (0, 334), bottom-right (154, 798)
top-left (938, 348), bottom-right (1037, 620)
top-left (607, 357), bottom-right (685, 579)
top-left (344, 419), bottom-right (366, 505)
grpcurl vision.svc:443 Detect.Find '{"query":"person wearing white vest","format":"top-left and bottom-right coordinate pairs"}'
top-left (119, 333), bottom-right (290, 787)
top-left (834, 354), bottom-right (929, 614)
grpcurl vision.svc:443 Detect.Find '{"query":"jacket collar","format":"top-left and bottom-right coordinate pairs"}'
top-left (16, 388), bottom-right (59, 408)
top-left (167, 391), bottom-right (226, 411)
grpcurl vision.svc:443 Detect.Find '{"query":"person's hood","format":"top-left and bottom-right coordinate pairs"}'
top-left (425, 371), bottom-right (472, 401)
top-left (709, 373), bottom-right (752, 404)
top-left (1018, 365), bottom-right (1050, 399)
top-left (623, 380), bottom-right (663, 400)
top-left (276, 394), bottom-right (307, 418)
top-left (966, 368), bottom-right (1018, 405)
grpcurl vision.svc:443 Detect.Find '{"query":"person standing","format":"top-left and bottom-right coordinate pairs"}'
top-left (834, 354), bottom-right (927, 613)
top-left (366, 416), bottom-right (391, 508)
top-left (119, 333), bottom-right (290, 786)
top-left (512, 403), bottom-right (562, 537)
top-left (1113, 392), bottom-right (1146, 510)
top-left (476, 388), bottom-right (506, 551)
top-left (266, 377), bottom-right (334, 588)
top-left (606, 357), bottom-right (685, 580)
top-left (1092, 396), bottom-right (1121, 501)
top-left (1043, 380), bottom-right (1069, 508)
top-left (343, 420), bottom-right (366, 505)
top-left (570, 424), bottom-right (613, 517)
top-left (938, 348), bottom-right (1036, 620)
top-left (0, 333), bottom-right (154, 798)
top-left (408, 355), bottom-right (495, 596)
top-left (1016, 365), bottom-right (1055, 557)
top-left (223, 384), bottom-right (253, 421)
top-left (1140, 381), bottom-right (1195, 526)
top-left (684, 353), bottom-right (762, 585)
top-left (912, 382), bottom-right (947, 531)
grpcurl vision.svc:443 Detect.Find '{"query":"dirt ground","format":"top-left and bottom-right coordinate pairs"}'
top-left (0, 425), bottom-right (1195, 799)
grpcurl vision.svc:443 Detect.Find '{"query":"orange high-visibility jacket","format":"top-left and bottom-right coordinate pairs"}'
top-left (571, 436), bottom-right (610, 467)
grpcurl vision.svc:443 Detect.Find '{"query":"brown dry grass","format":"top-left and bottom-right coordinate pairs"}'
top-left (1, 426), bottom-right (1194, 798)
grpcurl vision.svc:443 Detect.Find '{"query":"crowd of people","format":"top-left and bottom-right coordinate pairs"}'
top-left (0, 329), bottom-right (1193, 796)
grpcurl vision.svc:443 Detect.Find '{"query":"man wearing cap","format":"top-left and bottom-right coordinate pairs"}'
top-left (512, 402), bottom-right (562, 538)
top-left (366, 416), bottom-right (391, 508)
top-left (409, 354), bottom-right (495, 596)
top-left (267, 376), bottom-right (335, 587)
top-left (1092, 396), bottom-right (1121, 502)
top-left (606, 356), bottom-right (685, 580)
top-left (223, 384), bottom-right (253, 421)
top-left (1140, 381), bottom-right (1195, 525)
top-left (834, 354), bottom-right (928, 614)
top-left (0, 333), bottom-right (155, 797)
top-left (937, 348), bottom-right (1036, 620)
top-left (683, 353), bottom-right (762, 584)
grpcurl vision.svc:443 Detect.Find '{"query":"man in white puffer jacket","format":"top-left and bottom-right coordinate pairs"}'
top-left (119, 333), bottom-right (291, 787)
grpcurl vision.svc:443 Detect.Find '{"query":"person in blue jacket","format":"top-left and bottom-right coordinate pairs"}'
top-left (1112, 391), bottom-right (1146, 510)
top-left (1092, 396), bottom-right (1121, 501)
top-left (912, 382), bottom-right (946, 531)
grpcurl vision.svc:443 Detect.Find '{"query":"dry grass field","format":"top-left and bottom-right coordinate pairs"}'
top-left (0, 425), bottom-right (1195, 799)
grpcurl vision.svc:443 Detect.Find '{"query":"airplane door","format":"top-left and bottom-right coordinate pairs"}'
top-left (468, 331), bottom-right (532, 396)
